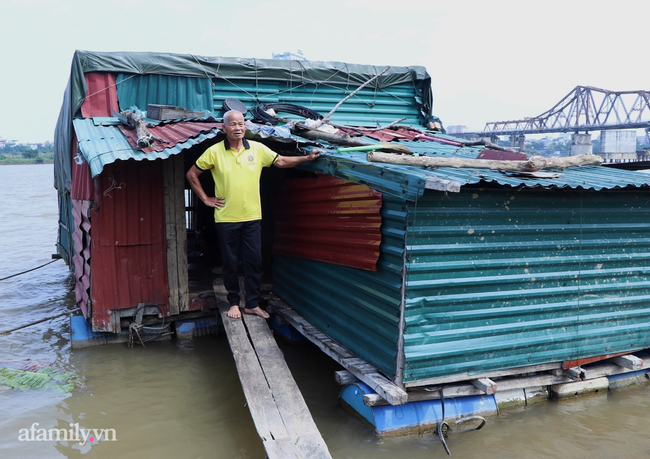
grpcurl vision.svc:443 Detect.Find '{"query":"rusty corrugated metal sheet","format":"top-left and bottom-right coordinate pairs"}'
top-left (71, 199), bottom-right (91, 318)
top-left (273, 174), bottom-right (382, 271)
top-left (118, 120), bottom-right (222, 153)
top-left (80, 72), bottom-right (119, 118)
top-left (73, 118), bottom-right (221, 177)
top-left (273, 193), bottom-right (407, 378)
top-left (90, 160), bottom-right (169, 332)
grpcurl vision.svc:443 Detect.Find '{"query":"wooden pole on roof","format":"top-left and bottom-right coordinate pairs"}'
top-left (366, 152), bottom-right (604, 171)
top-left (312, 67), bottom-right (391, 129)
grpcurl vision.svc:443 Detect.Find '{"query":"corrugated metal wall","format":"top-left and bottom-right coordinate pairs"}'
top-left (402, 187), bottom-right (650, 385)
top-left (110, 71), bottom-right (423, 127)
top-left (273, 174), bottom-right (383, 271)
top-left (116, 74), bottom-right (214, 113)
top-left (90, 160), bottom-right (169, 332)
top-left (212, 79), bottom-right (424, 127)
top-left (273, 193), bottom-right (408, 378)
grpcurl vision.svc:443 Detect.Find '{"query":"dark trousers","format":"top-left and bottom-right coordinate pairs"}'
top-left (215, 220), bottom-right (262, 310)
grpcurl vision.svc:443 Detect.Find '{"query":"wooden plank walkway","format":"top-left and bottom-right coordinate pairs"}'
top-left (215, 289), bottom-right (331, 459)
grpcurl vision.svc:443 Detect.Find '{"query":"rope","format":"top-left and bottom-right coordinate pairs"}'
top-left (128, 304), bottom-right (170, 348)
top-left (0, 308), bottom-right (81, 335)
top-left (438, 389), bottom-right (451, 455)
top-left (435, 388), bottom-right (487, 455)
top-left (0, 258), bottom-right (62, 282)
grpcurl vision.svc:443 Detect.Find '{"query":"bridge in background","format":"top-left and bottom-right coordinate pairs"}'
top-left (459, 86), bottom-right (650, 160)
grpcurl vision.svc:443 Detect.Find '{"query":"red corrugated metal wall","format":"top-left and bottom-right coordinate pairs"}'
top-left (80, 72), bottom-right (119, 118)
top-left (273, 174), bottom-right (382, 271)
top-left (90, 160), bottom-right (169, 332)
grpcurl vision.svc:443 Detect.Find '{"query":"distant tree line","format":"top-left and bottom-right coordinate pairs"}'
top-left (0, 142), bottom-right (54, 164)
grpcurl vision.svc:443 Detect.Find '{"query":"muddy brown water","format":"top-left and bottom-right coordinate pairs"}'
top-left (1, 164), bottom-right (648, 458)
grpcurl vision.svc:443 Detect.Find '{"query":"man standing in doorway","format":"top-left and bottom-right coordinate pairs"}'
top-left (186, 110), bottom-right (323, 319)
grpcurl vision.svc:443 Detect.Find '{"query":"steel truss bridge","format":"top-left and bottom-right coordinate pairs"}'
top-left (461, 86), bottom-right (650, 138)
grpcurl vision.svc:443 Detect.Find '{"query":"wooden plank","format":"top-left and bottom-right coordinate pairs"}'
top-left (335, 370), bottom-right (359, 386)
top-left (612, 354), bottom-right (643, 370)
top-left (564, 367), bottom-right (586, 381)
top-left (403, 362), bottom-right (562, 388)
top-left (243, 313), bottom-right (331, 459)
top-left (269, 298), bottom-right (407, 405)
top-left (217, 303), bottom-right (294, 454)
top-left (472, 378), bottom-right (497, 395)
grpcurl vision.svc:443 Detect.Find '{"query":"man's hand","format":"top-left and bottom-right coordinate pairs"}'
top-left (275, 148), bottom-right (325, 168)
top-left (306, 148), bottom-right (325, 161)
top-left (203, 196), bottom-right (226, 209)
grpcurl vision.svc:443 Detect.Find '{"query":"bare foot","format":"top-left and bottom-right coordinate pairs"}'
top-left (227, 305), bottom-right (241, 319)
top-left (244, 306), bottom-right (270, 319)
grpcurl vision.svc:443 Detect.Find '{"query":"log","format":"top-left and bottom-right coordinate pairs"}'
top-left (290, 122), bottom-right (370, 147)
top-left (117, 110), bottom-right (155, 149)
top-left (367, 151), bottom-right (603, 171)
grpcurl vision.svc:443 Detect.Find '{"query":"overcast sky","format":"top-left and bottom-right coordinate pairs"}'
top-left (1, 0), bottom-right (648, 143)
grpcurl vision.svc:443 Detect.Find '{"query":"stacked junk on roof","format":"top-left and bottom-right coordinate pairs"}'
top-left (55, 50), bottom-right (650, 436)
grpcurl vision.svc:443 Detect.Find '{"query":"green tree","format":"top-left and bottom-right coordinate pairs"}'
top-left (22, 149), bottom-right (37, 159)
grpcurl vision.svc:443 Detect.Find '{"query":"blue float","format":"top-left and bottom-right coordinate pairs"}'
top-left (339, 381), bottom-right (498, 437)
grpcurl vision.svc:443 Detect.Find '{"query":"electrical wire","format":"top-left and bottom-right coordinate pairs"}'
top-left (0, 308), bottom-right (81, 335)
top-left (0, 259), bottom-right (62, 282)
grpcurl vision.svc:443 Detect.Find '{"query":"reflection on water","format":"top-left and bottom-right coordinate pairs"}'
top-left (1, 164), bottom-right (649, 458)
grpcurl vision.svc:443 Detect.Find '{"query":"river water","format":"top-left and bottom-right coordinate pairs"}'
top-left (0, 164), bottom-right (648, 458)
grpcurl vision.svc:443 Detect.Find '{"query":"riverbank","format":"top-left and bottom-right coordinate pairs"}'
top-left (0, 155), bottom-right (54, 165)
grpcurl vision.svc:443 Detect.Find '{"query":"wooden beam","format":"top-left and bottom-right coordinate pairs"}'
top-left (404, 362), bottom-right (561, 388)
top-left (564, 367), bottom-right (586, 381)
top-left (269, 298), bottom-right (408, 405)
top-left (612, 354), bottom-right (643, 370)
top-left (335, 370), bottom-right (359, 386)
top-left (471, 378), bottom-right (497, 395)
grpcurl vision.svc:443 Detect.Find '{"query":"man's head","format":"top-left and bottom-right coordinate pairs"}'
top-left (223, 110), bottom-right (245, 142)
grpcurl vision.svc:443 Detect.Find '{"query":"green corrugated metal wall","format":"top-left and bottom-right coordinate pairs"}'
top-left (402, 187), bottom-right (650, 385)
top-left (116, 74), bottom-right (215, 113)
top-left (273, 194), bottom-right (408, 378)
top-left (212, 79), bottom-right (424, 126)
top-left (113, 73), bottom-right (423, 127)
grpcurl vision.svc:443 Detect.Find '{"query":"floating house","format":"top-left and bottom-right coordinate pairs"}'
top-left (54, 50), bottom-right (650, 436)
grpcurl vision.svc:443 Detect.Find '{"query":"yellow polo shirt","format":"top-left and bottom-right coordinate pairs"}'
top-left (195, 138), bottom-right (278, 223)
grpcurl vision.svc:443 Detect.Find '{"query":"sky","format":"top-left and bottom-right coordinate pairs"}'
top-left (1, 0), bottom-right (648, 143)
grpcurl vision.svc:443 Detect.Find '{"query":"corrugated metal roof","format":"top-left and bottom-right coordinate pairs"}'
top-left (300, 144), bottom-right (650, 199)
top-left (73, 118), bottom-right (221, 177)
top-left (401, 188), bottom-right (650, 384)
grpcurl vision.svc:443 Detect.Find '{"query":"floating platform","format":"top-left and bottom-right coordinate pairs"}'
top-left (267, 296), bottom-right (650, 437)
